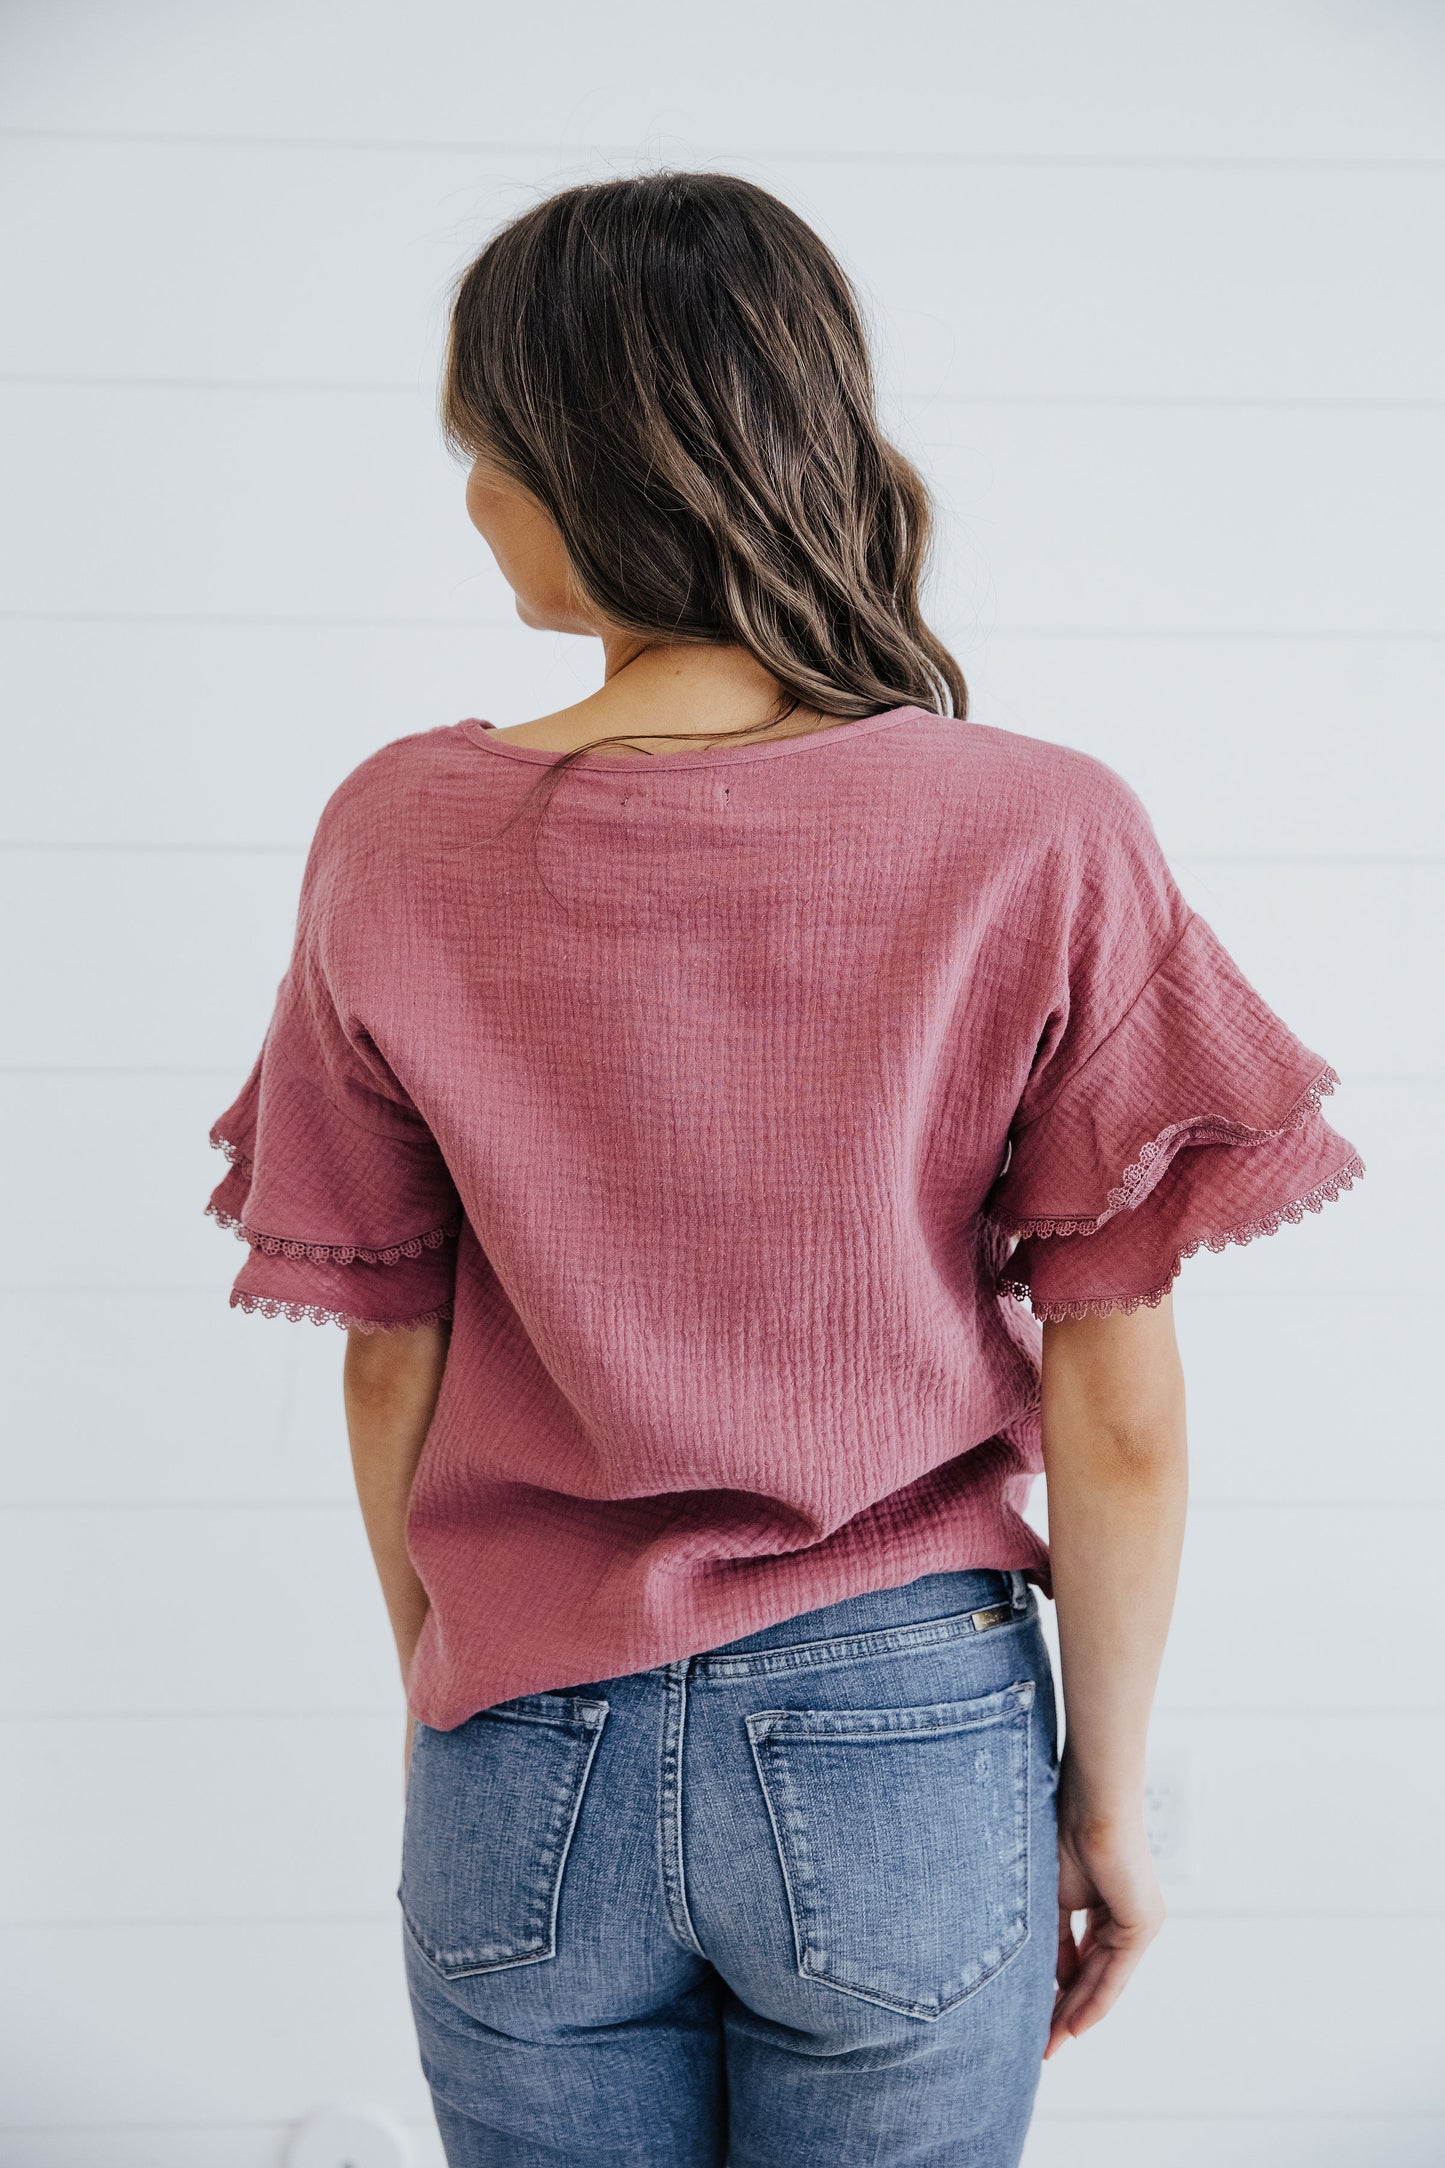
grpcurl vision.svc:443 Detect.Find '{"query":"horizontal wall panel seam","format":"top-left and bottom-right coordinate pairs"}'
top-left (6, 375), bottom-right (1445, 412)
top-left (0, 2119), bottom-right (436, 2138)
top-left (5, 127), bottom-right (1445, 171)
top-left (1028, 2112), bottom-right (1445, 2124)
top-left (10, 612), bottom-right (1445, 638)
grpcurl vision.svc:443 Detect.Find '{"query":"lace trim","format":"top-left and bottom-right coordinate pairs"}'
top-left (230, 1289), bottom-right (454, 1333)
top-left (207, 1201), bottom-right (461, 1266)
top-left (209, 1129), bottom-right (254, 1174)
top-left (1000, 1154), bottom-right (1363, 1322)
top-left (992, 1066), bottom-right (1341, 1242)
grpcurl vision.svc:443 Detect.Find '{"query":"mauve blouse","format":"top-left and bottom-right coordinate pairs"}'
top-left (207, 705), bottom-right (1362, 1725)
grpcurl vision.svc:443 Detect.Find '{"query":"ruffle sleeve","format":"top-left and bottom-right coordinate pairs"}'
top-left (206, 878), bottom-right (461, 1332)
top-left (986, 913), bottom-right (1364, 1321)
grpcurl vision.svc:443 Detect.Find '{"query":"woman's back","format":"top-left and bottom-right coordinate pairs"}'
top-left (208, 701), bottom-right (1355, 1723)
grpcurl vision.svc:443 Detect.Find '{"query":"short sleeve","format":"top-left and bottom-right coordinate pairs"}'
top-left (986, 912), bottom-right (1364, 1321)
top-left (205, 848), bottom-right (461, 1332)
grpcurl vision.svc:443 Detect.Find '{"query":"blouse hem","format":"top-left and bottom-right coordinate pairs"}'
top-left (999, 1151), bottom-right (1363, 1322)
top-left (989, 1064), bottom-right (1341, 1242)
top-left (229, 1289), bottom-right (455, 1333)
top-left (206, 1200), bottom-right (462, 1268)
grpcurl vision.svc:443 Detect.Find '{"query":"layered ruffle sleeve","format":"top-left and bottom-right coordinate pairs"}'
top-left (206, 836), bottom-right (461, 1332)
top-left (986, 793), bottom-right (1363, 1323)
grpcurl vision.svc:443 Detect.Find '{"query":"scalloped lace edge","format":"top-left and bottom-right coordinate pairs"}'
top-left (230, 1289), bottom-right (454, 1333)
top-left (207, 1201), bottom-right (461, 1267)
top-left (209, 1129), bottom-right (253, 1173)
top-left (992, 1066), bottom-right (1341, 1242)
top-left (999, 1154), bottom-right (1363, 1322)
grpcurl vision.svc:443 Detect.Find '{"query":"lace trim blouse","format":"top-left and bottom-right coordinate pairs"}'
top-left (206, 707), bottom-right (1361, 1724)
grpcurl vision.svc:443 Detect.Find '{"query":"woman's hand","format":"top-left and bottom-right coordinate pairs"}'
top-left (1047, 1766), bottom-right (1165, 2057)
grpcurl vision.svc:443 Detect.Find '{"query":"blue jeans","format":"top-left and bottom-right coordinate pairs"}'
top-left (401, 1568), bottom-right (1059, 2166)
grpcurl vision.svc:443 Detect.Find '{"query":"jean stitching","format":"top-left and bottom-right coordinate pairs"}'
top-left (408, 1755), bottom-right (578, 1969)
top-left (697, 1604), bottom-right (1037, 1681)
top-left (657, 1662), bottom-right (706, 1956)
top-left (1019, 1700), bottom-right (1033, 1963)
top-left (746, 1695), bottom-right (1034, 2020)
top-left (746, 1722), bottom-right (811, 1982)
top-left (401, 1702), bottom-right (609, 1978)
top-left (539, 1705), bottom-right (608, 1965)
top-left (748, 1682), bottom-right (1034, 1743)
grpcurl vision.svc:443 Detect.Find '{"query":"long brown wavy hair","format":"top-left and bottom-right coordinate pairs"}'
top-left (443, 169), bottom-right (965, 781)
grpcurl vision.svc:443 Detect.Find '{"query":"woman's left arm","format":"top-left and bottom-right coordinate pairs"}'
top-left (343, 1321), bottom-right (450, 1755)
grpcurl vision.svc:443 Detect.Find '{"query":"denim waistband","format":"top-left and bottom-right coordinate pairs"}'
top-left (699, 1569), bottom-right (1030, 1665)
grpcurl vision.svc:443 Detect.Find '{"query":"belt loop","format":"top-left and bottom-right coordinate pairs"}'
top-left (1008, 1570), bottom-right (1029, 1615)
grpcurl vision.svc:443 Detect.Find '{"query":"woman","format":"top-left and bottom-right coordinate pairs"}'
top-left (206, 173), bottom-right (1361, 2166)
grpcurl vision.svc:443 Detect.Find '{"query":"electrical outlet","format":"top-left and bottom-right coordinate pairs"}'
top-left (1143, 1746), bottom-right (1198, 1884)
top-left (284, 2104), bottom-right (414, 2168)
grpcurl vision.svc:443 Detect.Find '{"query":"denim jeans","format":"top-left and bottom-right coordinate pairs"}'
top-left (400, 1568), bottom-right (1059, 2166)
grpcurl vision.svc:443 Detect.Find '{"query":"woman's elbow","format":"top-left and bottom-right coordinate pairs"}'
top-left (1040, 1306), bottom-right (1187, 1477)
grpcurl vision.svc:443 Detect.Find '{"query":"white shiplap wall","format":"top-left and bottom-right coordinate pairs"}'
top-left (2, 4), bottom-right (1442, 2163)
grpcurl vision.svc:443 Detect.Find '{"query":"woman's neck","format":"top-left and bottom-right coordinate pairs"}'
top-left (493, 638), bottom-right (841, 755)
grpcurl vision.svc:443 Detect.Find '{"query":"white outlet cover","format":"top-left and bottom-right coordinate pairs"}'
top-left (284, 2104), bottom-right (414, 2168)
top-left (1143, 1746), bottom-right (1198, 1884)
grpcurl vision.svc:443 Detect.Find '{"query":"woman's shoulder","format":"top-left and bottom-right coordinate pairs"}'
top-left (906, 713), bottom-right (1158, 859)
top-left (307, 723), bottom-right (479, 855)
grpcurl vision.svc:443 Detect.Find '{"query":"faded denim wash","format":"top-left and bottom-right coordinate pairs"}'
top-left (401, 1568), bottom-right (1060, 2166)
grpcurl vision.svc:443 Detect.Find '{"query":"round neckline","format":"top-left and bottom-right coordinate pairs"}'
top-left (459, 704), bottom-right (930, 772)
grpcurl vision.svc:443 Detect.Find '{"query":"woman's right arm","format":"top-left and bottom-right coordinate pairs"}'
top-left (1039, 1293), bottom-right (1188, 2056)
top-left (343, 1321), bottom-right (451, 1772)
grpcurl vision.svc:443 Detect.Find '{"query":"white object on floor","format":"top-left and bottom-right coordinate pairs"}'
top-left (285, 2103), bottom-right (415, 2168)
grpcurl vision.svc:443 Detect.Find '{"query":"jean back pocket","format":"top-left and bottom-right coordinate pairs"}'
top-left (746, 1680), bottom-right (1034, 2020)
top-left (400, 1693), bottom-right (608, 1979)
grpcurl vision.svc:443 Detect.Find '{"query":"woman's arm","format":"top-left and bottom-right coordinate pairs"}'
top-left (1039, 1293), bottom-right (1188, 2056)
top-left (343, 1322), bottom-right (451, 1756)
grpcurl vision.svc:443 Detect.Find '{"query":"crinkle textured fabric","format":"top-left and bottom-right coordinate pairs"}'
top-left (206, 706), bottom-right (1362, 1724)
